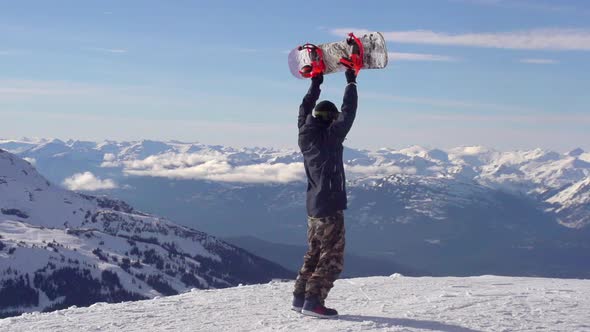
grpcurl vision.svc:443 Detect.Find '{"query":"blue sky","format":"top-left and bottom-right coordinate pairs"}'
top-left (1, 0), bottom-right (589, 151)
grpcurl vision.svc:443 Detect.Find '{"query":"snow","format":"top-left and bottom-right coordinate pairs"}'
top-left (547, 177), bottom-right (590, 210)
top-left (580, 153), bottom-right (590, 163)
top-left (1, 275), bottom-right (589, 332)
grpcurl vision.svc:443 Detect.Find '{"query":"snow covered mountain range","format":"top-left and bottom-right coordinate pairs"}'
top-left (1, 138), bottom-right (589, 278)
top-left (0, 148), bottom-right (292, 318)
top-left (2, 138), bottom-right (588, 229)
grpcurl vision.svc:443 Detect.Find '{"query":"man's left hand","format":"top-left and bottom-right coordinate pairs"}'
top-left (311, 73), bottom-right (324, 85)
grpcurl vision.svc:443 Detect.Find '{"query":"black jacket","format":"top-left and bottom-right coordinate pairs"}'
top-left (298, 81), bottom-right (358, 217)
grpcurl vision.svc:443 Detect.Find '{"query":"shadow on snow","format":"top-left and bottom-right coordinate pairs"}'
top-left (338, 315), bottom-right (482, 332)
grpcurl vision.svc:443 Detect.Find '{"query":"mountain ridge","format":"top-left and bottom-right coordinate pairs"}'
top-left (2, 140), bottom-right (590, 278)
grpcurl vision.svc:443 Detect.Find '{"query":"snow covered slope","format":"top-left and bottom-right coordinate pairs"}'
top-left (546, 177), bottom-right (590, 228)
top-left (0, 149), bottom-right (292, 318)
top-left (1, 275), bottom-right (589, 332)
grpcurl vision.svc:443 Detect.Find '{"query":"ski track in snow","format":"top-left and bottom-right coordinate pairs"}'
top-left (1, 275), bottom-right (589, 332)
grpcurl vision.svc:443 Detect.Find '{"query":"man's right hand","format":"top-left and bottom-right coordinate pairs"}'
top-left (345, 69), bottom-right (357, 84)
top-left (311, 73), bottom-right (324, 86)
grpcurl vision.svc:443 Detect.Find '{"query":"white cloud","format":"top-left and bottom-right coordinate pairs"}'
top-left (520, 58), bottom-right (559, 64)
top-left (125, 159), bottom-right (305, 184)
top-left (0, 50), bottom-right (26, 56)
top-left (103, 153), bottom-right (116, 162)
top-left (100, 161), bottom-right (120, 168)
top-left (63, 172), bottom-right (118, 191)
top-left (118, 152), bottom-right (304, 184)
top-left (460, 0), bottom-right (503, 4)
top-left (123, 152), bottom-right (222, 170)
top-left (235, 48), bottom-right (259, 53)
top-left (332, 28), bottom-right (590, 51)
top-left (87, 47), bottom-right (127, 54)
top-left (100, 153), bottom-right (120, 167)
top-left (0, 79), bottom-right (205, 108)
top-left (413, 111), bottom-right (590, 125)
top-left (455, 0), bottom-right (583, 13)
top-left (0, 80), bottom-right (104, 98)
top-left (120, 152), bottom-right (425, 183)
top-left (389, 52), bottom-right (458, 62)
top-left (362, 91), bottom-right (537, 114)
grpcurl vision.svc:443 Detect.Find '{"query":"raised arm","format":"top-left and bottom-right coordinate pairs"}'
top-left (298, 74), bottom-right (323, 129)
top-left (329, 69), bottom-right (358, 138)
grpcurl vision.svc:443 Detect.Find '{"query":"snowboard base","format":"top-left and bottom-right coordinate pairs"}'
top-left (288, 32), bottom-right (388, 79)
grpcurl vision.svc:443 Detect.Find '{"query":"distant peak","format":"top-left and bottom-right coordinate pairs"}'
top-left (399, 145), bottom-right (429, 155)
top-left (568, 148), bottom-right (585, 157)
top-left (41, 138), bottom-right (66, 146)
top-left (19, 137), bottom-right (47, 143)
top-left (459, 145), bottom-right (493, 155)
top-left (426, 148), bottom-right (449, 162)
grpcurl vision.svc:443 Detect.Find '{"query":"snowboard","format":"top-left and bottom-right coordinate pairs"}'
top-left (288, 31), bottom-right (388, 79)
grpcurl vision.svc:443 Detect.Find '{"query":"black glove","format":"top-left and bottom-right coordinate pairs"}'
top-left (311, 73), bottom-right (324, 86)
top-left (345, 69), bottom-right (357, 84)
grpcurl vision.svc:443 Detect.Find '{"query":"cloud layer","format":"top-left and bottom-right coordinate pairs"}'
top-left (87, 47), bottom-right (128, 54)
top-left (63, 172), bottom-right (118, 191)
top-left (102, 151), bottom-right (421, 184)
top-left (520, 58), bottom-right (559, 64)
top-left (333, 28), bottom-right (590, 51)
top-left (389, 52), bottom-right (458, 62)
top-left (119, 152), bottom-right (305, 184)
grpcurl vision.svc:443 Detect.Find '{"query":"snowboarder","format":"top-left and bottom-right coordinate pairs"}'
top-left (291, 68), bottom-right (358, 319)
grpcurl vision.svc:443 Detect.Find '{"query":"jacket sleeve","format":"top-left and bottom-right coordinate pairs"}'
top-left (298, 82), bottom-right (321, 129)
top-left (329, 83), bottom-right (357, 138)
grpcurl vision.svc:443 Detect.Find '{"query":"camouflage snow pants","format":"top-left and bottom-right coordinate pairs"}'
top-left (293, 211), bottom-right (345, 303)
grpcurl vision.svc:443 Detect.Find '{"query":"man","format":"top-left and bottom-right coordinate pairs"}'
top-left (292, 68), bottom-right (358, 319)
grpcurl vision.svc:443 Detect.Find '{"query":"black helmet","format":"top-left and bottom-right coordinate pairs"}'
top-left (314, 100), bottom-right (339, 121)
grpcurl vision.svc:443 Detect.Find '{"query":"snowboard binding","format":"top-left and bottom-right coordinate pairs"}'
top-left (339, 33), bottom-right (364, 76)
top-left (298, 43), bottom-right (325, 78)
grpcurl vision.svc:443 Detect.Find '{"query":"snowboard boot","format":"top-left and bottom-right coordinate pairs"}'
top-left (291, 294), bottom-right (305, 312)
top-left (301, 297), bottom-right (338, 319)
